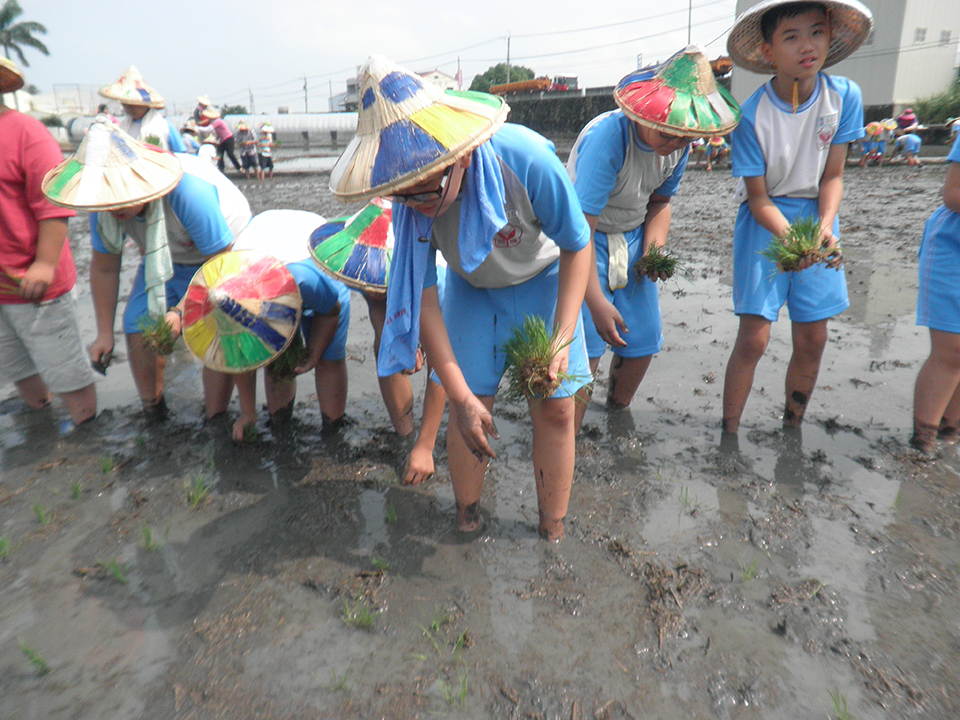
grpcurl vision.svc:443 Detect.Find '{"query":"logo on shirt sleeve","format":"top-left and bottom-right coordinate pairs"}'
top-left (816, 112), bottom-right (839, 150)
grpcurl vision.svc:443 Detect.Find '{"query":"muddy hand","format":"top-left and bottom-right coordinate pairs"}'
top-left (452, 396), bottom-right (498, 460)
top-left (594, 297), bottom-right (628, 347)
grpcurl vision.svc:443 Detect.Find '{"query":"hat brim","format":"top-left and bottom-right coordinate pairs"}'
top-left (727, 0), bottom-right (873, 74)
top-left (309, 200), bottom-right (393, 292)
top-left (98, 87), bottom-right (165, 109)
top-left (0, 58), bottom-right (24, 95)
top-left (42, 143), bottom-right (183, 212)
top-left (331, 89), bottom-right (509, 203)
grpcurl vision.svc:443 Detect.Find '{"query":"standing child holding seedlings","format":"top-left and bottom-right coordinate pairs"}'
top-left (330, 56), bottom-right (592, 541)
top-left (721, 0), bottom-right (871, 432)
top-left (911, 131), bottom-right (960, 453)
top-left (567, 46), bottom-right (740, 422)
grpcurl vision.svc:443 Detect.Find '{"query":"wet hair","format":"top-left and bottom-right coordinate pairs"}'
top-left (760, 1), bottom-right (828, 42)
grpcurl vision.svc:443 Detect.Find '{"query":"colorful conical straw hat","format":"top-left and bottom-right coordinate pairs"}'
top-left (0, 57), bottom-right (24, 95)
top-left (181, 250), bottom-right (302, 373)
top-left (309, 198), bottom-right (393, 292)
top-left (727, 0), bottom-right (872, 75)
top-left (201, 107), bottom-right (221, 120)
top-left (615, 45), bottom-right (741, 138)
top-left (42, 118), bottom-right (182, 211)
top-left (99, 66), bottom-right (165, 108)
top-left (330, 55), bottom-right (510, 202)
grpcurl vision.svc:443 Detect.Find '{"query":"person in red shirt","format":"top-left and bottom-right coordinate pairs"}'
top-left (0, 58), bottom-right (96, 424)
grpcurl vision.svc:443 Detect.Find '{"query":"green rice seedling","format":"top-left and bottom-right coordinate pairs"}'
top-left (340, 596), bottom-right (377, 629)
top-left (0, 536), bottom-right (10, 559)
top-left (420, 625), bottom-right (443, 655)
top-left (266, 331), bottom-right (307, 379)
top-left (70, 481), bottom-right (83, 499)
top-left (739, 558), bottom-right (759, 585)
top-left (437, 666), bottom-right (469, 707)
top-left (31, 504), bottom-right (50, 525)
top-left (186, 476), bottom-right (212, 509)
top-left (98, 558), bottom-right (128, 584)
top-left (761, 217), bottom-right (834, 273)
top-left (100, 456), bottom-right (116, 473)
top-left (18, 639), bottom-right (49, 676)
top-left (135, 434), bottom-right (146, 446)
top-left (142, 134), bottom-right (162, 147)
top-left (384, 502), bottom-right (398, 524)
top-left (137, 314), bottom-right (176, 356)
top-left (138, 521), bottom-right (168, 552)
top-left (634, 243), bottom-right (680, 281)
top-left (429, 604), bottom-right (452, 632)
top-left (329, 663), bottom-right (351, 691)
top-left (371, 555), bottom-right (389, 572)
top-left (503, 315), bottom-right (586, 401)
top-left (241, 422), bottom-right (258, 444)
top-left (828, 689), bottom-right (854, 720)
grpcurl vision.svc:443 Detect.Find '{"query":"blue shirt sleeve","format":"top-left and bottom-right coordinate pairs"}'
top-left (490, 124), bottom-right (590, 252)
top-left (571, 113), bottom-right (629, 215)
top-left (286, 259), bottom-right (340, 316)
top-left (166, 172), bottom-right (234, 254)
top-left (165, 120), bottom-right (186, 153)
top-left (89, 212), bottom-right (109, 253)
top-left (654, 146), bottom-right (690, 197)
top-left (949, 132), bottom-right (960, 163)
top-left (831, 76), bottom-right (865, 145)
top-left (731, 99), bottom-right (766, 178)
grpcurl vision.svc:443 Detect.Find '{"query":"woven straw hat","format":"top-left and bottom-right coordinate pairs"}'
top-left (727, 0), bottom-right (872, 74)
top-left (0, 56), bottom-right (24, 95)
top-left (201, 107), bottom-right (221, 120)
top-left (615, 45), bottom-right (741, 138)
top-left (99, 66), bottom-right (165, 108)
top-left (330, 55), bottom-right (509, 202)
top-left (182, 250), bottom-right (302, 373)
top-left (309, 198), bottom-right (393, 292)
top-left (196, 94), bottom-right (211, 106)
top-left (42, 118), bottom-right (182, 211)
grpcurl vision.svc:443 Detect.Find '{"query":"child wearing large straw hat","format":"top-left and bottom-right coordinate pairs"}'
top-left (331, 56), bottom-right (593, 541)
top-left (0, 57), bottom-right (97, 426)
top-left (199, 107), bottom-right (242, 174)
top-left (722, 0), bottom-right (871, 433)
top-left (567, 45), bottom-right (740, 424)
top-left (99, 66), bottom-right (186, 153)
top-left (42, 118), bottom-right (252, 416)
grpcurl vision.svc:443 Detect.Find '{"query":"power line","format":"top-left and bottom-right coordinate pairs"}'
top-left (511, 0), bottom-right (733, 38)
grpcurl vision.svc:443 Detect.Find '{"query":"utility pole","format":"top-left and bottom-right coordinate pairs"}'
top-left (687, 0), bottom-right (693, 45)
top-left (249, 89), bottom-right (255, 114)
top-left (506, 33), bottom-right (511, 84)
top-left (303, 77), bottom-right (308, 114)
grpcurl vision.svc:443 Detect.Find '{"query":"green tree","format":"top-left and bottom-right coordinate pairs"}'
top-left (0, 0), bottom-right (48, 67)
top-left (221, 104), bottom-right (248, 116)
top-left (470, 63), bottom-right (535, 93)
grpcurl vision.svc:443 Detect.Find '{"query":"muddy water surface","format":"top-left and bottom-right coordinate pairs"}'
top-left (2, 162), bottom-right (959, 719)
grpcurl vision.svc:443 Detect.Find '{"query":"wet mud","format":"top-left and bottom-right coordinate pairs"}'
top-left (2, 162), bottom-right (959, 719)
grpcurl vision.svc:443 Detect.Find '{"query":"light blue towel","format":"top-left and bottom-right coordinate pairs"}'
top-left (378, 141), bottom-right (507, 377)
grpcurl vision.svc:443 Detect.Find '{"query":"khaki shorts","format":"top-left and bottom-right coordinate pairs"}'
top-left (0, 291), bottom-right (95, 393)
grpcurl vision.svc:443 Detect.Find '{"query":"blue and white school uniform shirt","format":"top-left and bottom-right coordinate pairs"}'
top-left (731, 73), bottom-right (863, 204)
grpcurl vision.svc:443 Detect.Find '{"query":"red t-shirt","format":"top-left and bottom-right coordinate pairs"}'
top-left (0, 108), bottom-right (77, 303)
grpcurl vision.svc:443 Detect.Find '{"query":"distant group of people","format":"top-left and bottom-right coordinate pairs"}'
top-left (5, 0), bottom-right (960, 540)
top-left (858, 107), bottom-right (924, 167)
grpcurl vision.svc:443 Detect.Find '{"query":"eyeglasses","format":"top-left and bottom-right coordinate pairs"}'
top-left (390, 166), bottom-right (453, 205)
top-left (658, 131), bottom-right (695, 145)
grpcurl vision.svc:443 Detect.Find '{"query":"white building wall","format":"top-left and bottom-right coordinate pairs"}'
top-left (730, 0), bottom-right (960, 109)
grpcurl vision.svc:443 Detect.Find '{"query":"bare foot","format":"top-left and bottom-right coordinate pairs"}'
top-left (538, 513), bottom-right (565, 542)
top-left (402, 444), bottom-right (435, 485)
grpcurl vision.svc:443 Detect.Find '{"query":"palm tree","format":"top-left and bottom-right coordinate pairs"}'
top-left (0, 0), bottom-right (48, 66)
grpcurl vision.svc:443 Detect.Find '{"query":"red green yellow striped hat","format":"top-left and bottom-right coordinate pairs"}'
top-left (330, 55), bottom-right (509, 202)
top-left (614, 45), bottom-right (741, 138)
top-left (99, 66), bottom-right (165, 109)
top-left (309, 198), bottom-right (393, 293)
top-left (182, 250), bottom-right (302, 373)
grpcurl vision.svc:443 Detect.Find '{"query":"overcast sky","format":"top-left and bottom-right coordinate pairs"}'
top-left (20, 0), bottom-right (737, 114)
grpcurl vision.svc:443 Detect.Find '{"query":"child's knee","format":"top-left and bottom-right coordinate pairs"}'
top-left (534, 397), bottom-right (576, 433)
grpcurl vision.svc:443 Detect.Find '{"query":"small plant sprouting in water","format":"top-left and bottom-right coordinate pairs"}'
top-left (340, 596), bottom-right (377, 629)
top-left (71, 480), bottom-right (83, 499)
top-left (429, 604), bottom-right (452, 632)
top-left (19, 638), bottom-right (49, 676)
top-left (761, 217), bottom-right (840, 273)
top-left (266, 331), bottom-right (307, 379)
top-left (138, 521), bottom-right (168, 552)
top-left (100, 455), bottom-right (116, 473)
top-left (891, 488), bottom-right (903, 511)
top-left (98, 558), bottom-right (128, 584)
top-left (0, 536), bottom-right (10, 559)
top-left (384, 502), bottom-right (398, 524)
top-left (828, 688), bottom-right (854, 720)
top-left (371, 555), bottom-right (389, 572)
top-left (635, 243), bottom-right (680, 282)
top-left (186, 476), bottom-right (212, 509)
top-left (137, 314), bottom-right (176, 356)
top-left (329, 663), bottom-right (351, 691)
top-left (503, 315), bottom-right (585, 402)
top-left (437, 665), bottom-right (469, 708)
top-left (31, 504), bottom-right (51, 525)
top-left (739, 558), bottom-right (759, 585)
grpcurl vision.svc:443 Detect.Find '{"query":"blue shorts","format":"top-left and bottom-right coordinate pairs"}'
top-left (861, 140), bottom-right (877, 155)
top-left (732, 197), bottom-right (849, 323)
top-left (900, 135), bottom-right (921, 155)
top-left (123, 262), bottom-right (199, 334)
top-left (441, 261), bottom-right (590, 398)
top-left (917, 205), bottom-right (960, 333)
top-left (581, 227), bottom-right (663, 359)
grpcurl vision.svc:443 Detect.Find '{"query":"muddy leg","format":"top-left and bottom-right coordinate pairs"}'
top-left (573, 356), bottom-right (601, 434)
top-left (783, 319), bottom-right (828, 427)
top-left (722, 314), bottom-right (771, 432)
top-left (447, 395), bottom-right (495, 532)
top-left (14, 374), bottom-right (51, 410)
top-left (528, 395), bottom-right (576, 542)
top-left (913, 329), bottom-right (960, 449)
top-left (126, 332), bottom-right (166, 409)
top-left (606, 354), bottom-right (652, 409)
